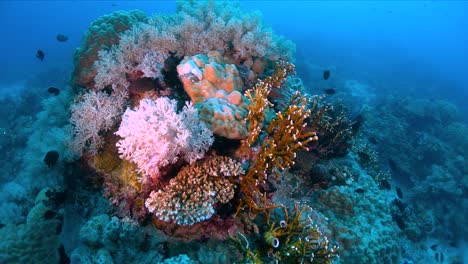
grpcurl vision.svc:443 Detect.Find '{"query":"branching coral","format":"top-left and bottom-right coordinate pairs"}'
top-left (145, 156), bottom-right (243, 225)
top-left (240, 61), bottom-right (294, 150)
top-left (237, 62), bottom-right (318, 214)
top-left (229, 204), bottom-right (339, 263)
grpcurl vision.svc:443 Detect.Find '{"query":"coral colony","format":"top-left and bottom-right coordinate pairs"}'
top-left (66, 1), bottom-right (340, 262)
top-left (63, 1), bottom-right (345, 262)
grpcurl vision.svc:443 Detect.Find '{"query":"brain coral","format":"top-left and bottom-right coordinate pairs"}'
top-left (72, 10), bottom-right (148, 89)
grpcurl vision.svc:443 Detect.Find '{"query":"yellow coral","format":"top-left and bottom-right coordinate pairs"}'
top-left (236, 62), bottom-right (317, 213)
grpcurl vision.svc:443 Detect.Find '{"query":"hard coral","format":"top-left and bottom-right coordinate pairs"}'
top-left (72, 10), bottom-right (148, 89)
top-left (145, 156), bottom-right (243, 225)
top-left (177, 51), bottom-right (249, 139)
top-left (237, 62), bottom-right (317, 213)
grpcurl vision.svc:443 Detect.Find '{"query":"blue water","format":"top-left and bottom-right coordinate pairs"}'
top-left (0, 1), bottom-right (467, 263)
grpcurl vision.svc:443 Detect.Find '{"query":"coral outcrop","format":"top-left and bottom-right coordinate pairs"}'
top-left (72, 10), bottom-right (148, 88)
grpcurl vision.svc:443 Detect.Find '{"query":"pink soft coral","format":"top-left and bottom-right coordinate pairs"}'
top-left (115, 97), bottom-right (213, 183)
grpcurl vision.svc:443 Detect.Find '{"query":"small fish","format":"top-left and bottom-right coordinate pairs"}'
top-left (56, 222), bottom-right (63, 235)
top-left (440, 252), bottom-right (444, 262)
top-left (430, 244), bottom-right (437, 250)
top-left (379, 179), bottom-right (391, 190)
top-left (323, 70), bottom-right (331, 80)
top-left (48, 87), bottom-right (60, 96)
top-left (392, 198), bottom-right (406, 212)
top-left (44, 150), bottom-right (59, 168)
top-left (393, 214), bottom-right (405, 230)
top-left (351, 114), bottom-right (364, 133)
top-left (323, 88), bottom-right (336, 95)
top-left (396, 187), bottom-right (403, 199)
top-left (435, 252), bottom-right (439, 262)
top-left (388, 158), bottom-right (397, 172)
top-left (355, 188), bottom-right (365, 193)
top-left (36, 50), bottom-right (45, 61)
top-left (56, 34), bottom-right (68, 42)
top-left (368, 136), bottom-right (377, 144)
top-left (58, 244), bottom-right (70, 264)
top-left (44, 209), bottom-right (57, 220)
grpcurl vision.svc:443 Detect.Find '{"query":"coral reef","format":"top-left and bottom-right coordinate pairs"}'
top-left (9, 1), bottom-right (441, 263)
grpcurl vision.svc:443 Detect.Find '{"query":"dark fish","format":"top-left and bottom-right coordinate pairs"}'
top-left (44, 209), bottom-right (57, 220)
top-left (323, 70), bottom-right (331, 80)
top-left (440, 252), bottom-right (444, 262)
top-left (56, 34), bottom-right (68, 42)
top-left (368, 136), bottom-right (377, 144)
top-left (58, 244), bottom-right (70, 264)
top-left (56, 222), bottom-right (63, 235)
top-left (430, 244), bottom-right (437, 250)
top-left (48, 87), bottom-right (60, 96)
top-left (323, 88), bottom-right (336, 95)
top-left (351, 114), bottom-right (364, 134)
top-left (388, 158), bottom-right (398, 172)
top-left (435, 252), bottom-right (439, 262)
top-left (355, 188), bottom-right (365, 193)
top-left (44, 150), bottom-right (59, 168)
top-left (128, 77), bottom-right (158, 94)
top-left (36, 50), bottom-right (45, 61)
top-left (379, 179), bottom-right (392, 190)
top-left (396, 187), bottom-right (403, 199)
top-left (45, 189), bottom-right (67, 207)
top-left (392, 198), bottom-right (406, 212)
top-left (392, 214), bottom-right (405, 230)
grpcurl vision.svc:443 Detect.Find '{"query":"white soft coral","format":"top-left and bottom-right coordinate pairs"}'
top-left (70, 88), bottom-right (127, 156)
top-left (115, 97), bottom-right (213, 182)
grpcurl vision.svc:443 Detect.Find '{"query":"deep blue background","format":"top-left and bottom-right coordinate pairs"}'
top-left (1, 1), bottom-right (467, 114)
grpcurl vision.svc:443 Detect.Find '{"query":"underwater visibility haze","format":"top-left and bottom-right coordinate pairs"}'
top-left (0, 1), bottom-right (467, 263)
